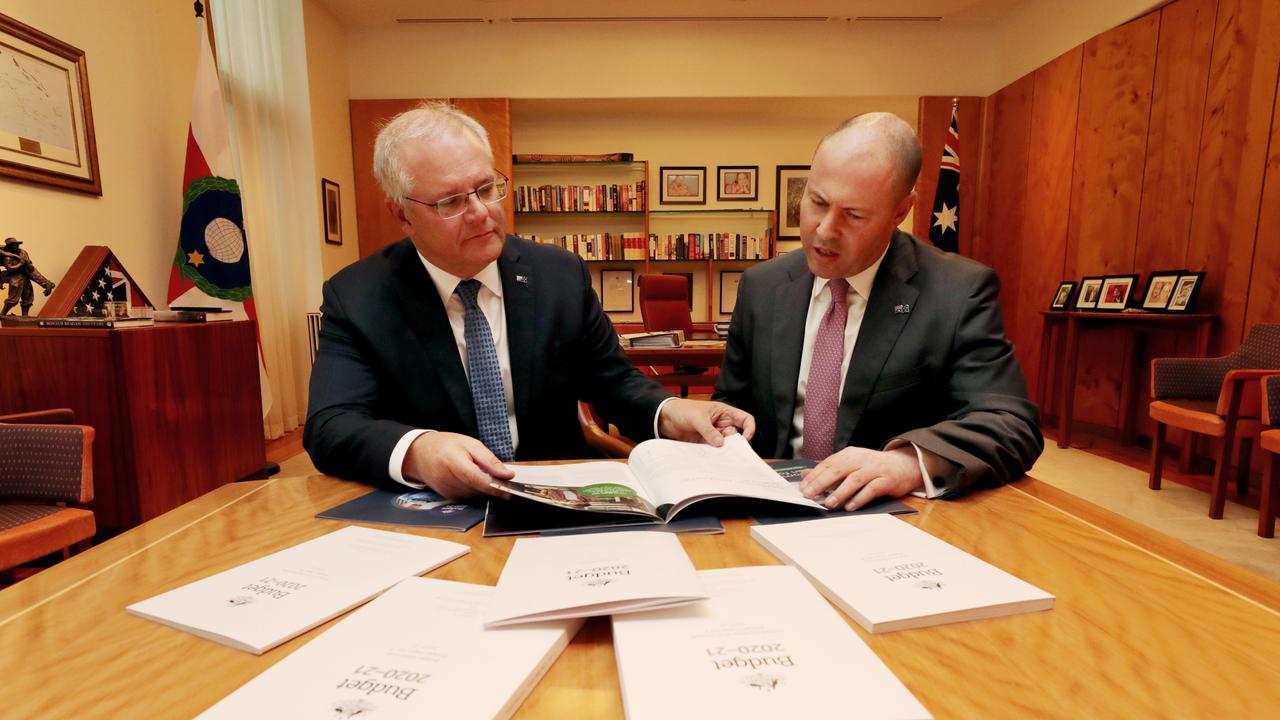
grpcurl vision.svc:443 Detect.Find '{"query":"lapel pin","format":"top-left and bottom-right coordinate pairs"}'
top-left (894, 304), bottom-right (911, 315)
top-left (515, 274), bottom-right (529, 284)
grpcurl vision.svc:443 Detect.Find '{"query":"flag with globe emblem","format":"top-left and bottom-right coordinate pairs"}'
top-left (928, 103), bottom-right (960, 254)
top-left (167, 5), bottom-right (271, 415)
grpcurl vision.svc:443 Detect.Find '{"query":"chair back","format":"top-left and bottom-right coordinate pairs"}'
top-left (1232, 324), bottom-right (1280, 368)
top-left (0, 424), bottom-right (94, 504)
top-left (1265, 375), bottom-right (1280, 427)
top-left (638, 274), bottom-right (695, 334)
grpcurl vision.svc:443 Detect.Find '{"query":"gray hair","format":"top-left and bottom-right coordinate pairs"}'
top-left (372, 101), bottom-right (493, 203)
top-left (818, 112), bottom-right (922, 198)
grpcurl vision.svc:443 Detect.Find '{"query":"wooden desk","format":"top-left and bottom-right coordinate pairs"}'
top-left (624, 342), bottom-right (725, 368)
top-left (3, 473), bottom-right (1278, 718)
top-left (0, 322), bottom-right (265, 529)
top-left (1037, 311), bottom-right (1214, 448)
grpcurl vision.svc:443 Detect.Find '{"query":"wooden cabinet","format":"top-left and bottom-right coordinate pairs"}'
top-left (0, 322), bottom-right (265, 530)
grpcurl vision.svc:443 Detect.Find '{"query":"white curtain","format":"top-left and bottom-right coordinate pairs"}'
top-left (210, 0), bottom-right (323, 439)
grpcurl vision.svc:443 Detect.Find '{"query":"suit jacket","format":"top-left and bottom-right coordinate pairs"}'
top-left (304, 236), bottom-right (670, 487)
top-left (713, 231), bottom-right (1042, 495)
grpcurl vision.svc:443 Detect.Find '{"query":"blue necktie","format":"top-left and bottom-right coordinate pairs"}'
top-left (454, 279), bottom-right (514, 461)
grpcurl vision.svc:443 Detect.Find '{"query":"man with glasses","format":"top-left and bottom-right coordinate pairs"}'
top-left (305, 102), bottom-right (753, 497)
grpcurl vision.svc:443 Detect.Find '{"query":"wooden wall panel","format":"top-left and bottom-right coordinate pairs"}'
top-left (349, 98), bottom-right (514, 260)
top-left (1242, 70), bottom-right (1280, 331)
top-left (1013, 49), bottom-right (1082, 403)
top-left (915, 96), bottom-right (984, 257)
top-left (1185, 0), bottom-right (1280, 352)
top-left (1064, 15), bottom-right (1160, 429)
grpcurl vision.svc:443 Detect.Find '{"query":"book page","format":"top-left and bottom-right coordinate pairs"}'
top-left (626, 435), bottom-right (822, 517)
top-left (493, 462), bottom-right (661, 518)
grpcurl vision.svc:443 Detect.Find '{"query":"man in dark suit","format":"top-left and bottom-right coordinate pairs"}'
top-left (306, 102), bottom-right (752, 496)
top-left (714, 113), bottom-right (1041, 510)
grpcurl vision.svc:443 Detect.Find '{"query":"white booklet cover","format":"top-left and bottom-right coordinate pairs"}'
top-left (612, 565), bottom-right (931, 719)
top-left (198, 578), bottom-right (581, 720)
top-left (127, 525), bottom-right (469, 654)
top-left (484, 530), bottom-right (707, 627)
top-left (751, 514), bottom-right (1054, 633)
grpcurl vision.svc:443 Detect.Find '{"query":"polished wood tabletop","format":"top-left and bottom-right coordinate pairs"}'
top-left (623, 342), bottom-right (725, 367)
top-left (2, 472), bottom-right (1279, 719)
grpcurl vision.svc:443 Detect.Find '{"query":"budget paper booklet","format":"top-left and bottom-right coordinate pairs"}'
top-left (198, 578), bottom-right (581, 720)
top-left (612, 565), bottom-right (931, 719)
top-left (490, 434), bottom-right (823, 522)
top-left (751, 514), bottom-right (1054, 633)
top-left (126, 525), bottom-right (469, 654)
top-left (484, 530), bottom-right (707, 627)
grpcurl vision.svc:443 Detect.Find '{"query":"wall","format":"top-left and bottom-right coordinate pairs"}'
top-left (0, 2), bottom-right (197, 315)
top-left (302, 0), bottom-right (359, 279)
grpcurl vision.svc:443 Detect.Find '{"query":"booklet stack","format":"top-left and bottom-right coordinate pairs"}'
top-left (751, 514), bottom-right (1054, 632)
top-left (619, 330), bottom-right (684, 348)
top-left (612, 565), bottom-right (932, 719)
top-left (126, 526), bottom-right (469, 653)
top-left (197, 578), bottom-right (581, 719)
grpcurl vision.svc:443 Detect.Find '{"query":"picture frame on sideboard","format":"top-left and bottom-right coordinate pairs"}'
top-left (1140, 270), bottom-right (1184, 311)
top-left (1166, 272), bottom-right (1205, 312)
top-left (1076, 276), bottom-right (1105, 310)
top-left (1050, 281), bottom-right (1076, 311)
top-left (1095, 275), bottom-right (1139, 312)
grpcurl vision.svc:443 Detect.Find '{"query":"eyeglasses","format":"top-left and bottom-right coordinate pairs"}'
top-left (403, 172), bottom-right (509, 220)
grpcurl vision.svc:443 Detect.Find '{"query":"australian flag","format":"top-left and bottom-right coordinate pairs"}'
top-left (929, 104), bottom-right (960, 253)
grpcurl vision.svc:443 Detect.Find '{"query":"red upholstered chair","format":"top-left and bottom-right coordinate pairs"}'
top-left (1259, 375), bottom-right (1280, 538)
top-left (1148, 323), bottom-right (1280, 520)
top-left (0, 411), bottom-right (96, 582)
top-left (637, 274), bottom-right (718, 397)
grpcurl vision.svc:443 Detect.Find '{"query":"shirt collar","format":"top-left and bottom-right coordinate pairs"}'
top-left (416, 251), bottom-right (504, 307)
top-left (810, 239), bottom-right (891, 301)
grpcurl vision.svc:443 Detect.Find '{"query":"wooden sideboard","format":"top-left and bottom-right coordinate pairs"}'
top-left (0, 321), bottom-right (265, 530)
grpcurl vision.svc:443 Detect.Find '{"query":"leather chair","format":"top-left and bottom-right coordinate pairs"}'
top-left (0, 410), bottom-right (96, 582)
top-left (1259, 375), bottom-right (1280, 538)
top-left (1148, 323), bottom-right (1280, 520)
top-left (636, 274), bottom-right (719, 397)
top-left (577, 401), bottom-right (636, 459)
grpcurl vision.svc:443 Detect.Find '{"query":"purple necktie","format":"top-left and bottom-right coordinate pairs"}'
top-left (801, 278), bottom-right (850, 461)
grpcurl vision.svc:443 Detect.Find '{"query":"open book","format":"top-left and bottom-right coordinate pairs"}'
top-left (490, 434), bottom-right (823, 523)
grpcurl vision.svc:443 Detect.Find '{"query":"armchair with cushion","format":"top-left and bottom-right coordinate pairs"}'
top-left (637, 274), bottom-right (719, 397)
top-left (577, 401), bottom-right (637, 459)
top-left (1147, 323), bottom-right (1280, 521)
top-left (0, 410), bottom-right (96, 582)
top-left (1259, 375), bottom-right (1280, 538)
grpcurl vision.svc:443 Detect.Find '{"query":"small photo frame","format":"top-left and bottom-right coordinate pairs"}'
top-left (1167, 272), bottom-right (1205, 312)
top-left (1075, 276), bottom-right (1105, 310)
top-left (659, 166), bottom-right (706, 205)
top-left (719, 270), bottom-right (743, 315)
top-left (1049, 281), bottom-right (1076, 311)
top-left (322, 178), bottom-right (342, 245)
top-left (775, 165), bottom-right (810, 239)
top-left (1096, 275), bottom-right (1139, 311)
top-left (717, 165), bottom-right (758, 201)
top-left (1141, 270), bottom-right (1184, 311)
top-left (600, 268), bottom-right (634, 313)
top-left (664, 272), bottom-right (694, 310)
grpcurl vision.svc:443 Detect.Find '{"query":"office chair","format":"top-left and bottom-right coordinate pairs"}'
top-left (1259, 375), bottom-right (1280, 538)
top-left (637, 274), bottom-right (719, 397)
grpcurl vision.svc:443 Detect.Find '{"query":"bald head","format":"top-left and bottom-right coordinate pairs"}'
top-left (815, 113), bottom-right (922, 200)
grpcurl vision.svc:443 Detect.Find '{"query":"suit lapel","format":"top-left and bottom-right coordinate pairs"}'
top-left (389, 241), bottom-right (477, 435)
top-left (498, 239), bottom-right (536, 438)
top-left (771, 254), bottom-right (814, 457)
top-left (835, 232), bottom-right (919, 445)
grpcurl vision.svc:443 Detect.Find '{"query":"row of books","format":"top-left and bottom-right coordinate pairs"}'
top-left (526, 231), bottom-right (774, 261)
top-left (526, 232), bottom-right (649, 260)
top-left (514, 181), bottom-right (646, 212)
top-left (1, 308), bottom-right (233, 329)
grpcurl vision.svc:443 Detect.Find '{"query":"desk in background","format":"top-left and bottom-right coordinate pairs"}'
top-left (1037, 311), bottom-right (1213, 448)
top-left (0, 321), bottom-right (265, 530)
top-left (2, 471), bottom-right (1278, 718)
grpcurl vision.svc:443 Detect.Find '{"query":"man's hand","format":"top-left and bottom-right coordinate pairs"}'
top-left (657, 398), bottom-right (755, 446)
top-left (401, 432), bottom-right (515, 499)
top-left (799, 446), bottom-right (923, 510)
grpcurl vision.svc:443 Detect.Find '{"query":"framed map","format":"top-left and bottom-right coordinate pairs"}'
top-left (0, 13), bottom-right (101, 195)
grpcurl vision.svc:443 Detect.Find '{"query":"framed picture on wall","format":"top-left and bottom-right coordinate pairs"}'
top-left (1095, 275), bottom-right (1139, 312)
top-left (1049, 281), bottom-right (1076, 311)
top-left (1075, 276), bottom-right (1105, 310)
top-left (1140, 270), bottom-right (1183, 311)
top-left (719, 270), bottom-right (743, 315)
top-left (0, 14), bottom-right (101, 195)
top-left (600, 268), bottom-right (634, 313)
top-left (716, 165), bottom-right (758, 201)
top-left (659, 166), bottom-right (706, 205)
top-left (1166, 272), bottom-right (1205, 312)
top-left (664, 272), bottom-right (695, 310)
top-left (775, 165), bottom-right (810, 239)
top-left (322, 178), bottom-right (342, 245)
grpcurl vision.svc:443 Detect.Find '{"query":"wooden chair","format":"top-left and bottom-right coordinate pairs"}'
top-left (1148, 323), bottom-right (1280, 520)
top-left (0, 411), bottom-right (96, 583)
top-left (637, 274), bottom-right (719, 397)
top-left (1259, 375), bottom-right (1280, 538)
top-left (577, 401), bottom-right (636, 459)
